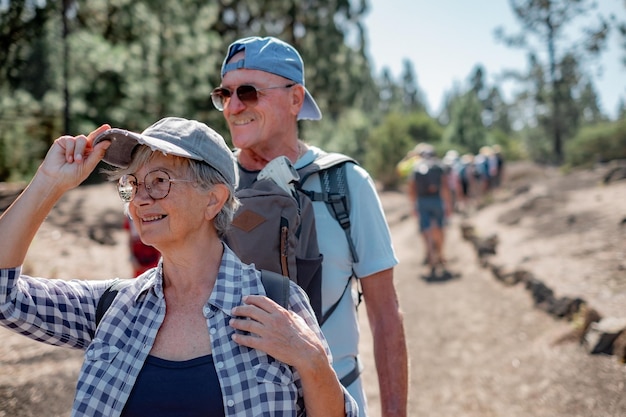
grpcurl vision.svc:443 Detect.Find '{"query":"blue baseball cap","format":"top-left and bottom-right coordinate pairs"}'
top-left (221, 36), bottom-right (322, 121)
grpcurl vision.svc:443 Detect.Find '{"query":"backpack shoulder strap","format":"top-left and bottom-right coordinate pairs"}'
top-left (297, 152), bottom-right (356, 185)
top-left (95, 279), bottom-right (134, 326)
top-left (318, 277), bottom-right (352, 326)
top-left (260, 269), bottom-right (290, 308)
top-left (298, 152), bottom-right (359, 263)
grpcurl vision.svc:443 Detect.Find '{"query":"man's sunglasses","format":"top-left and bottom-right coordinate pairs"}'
top-left (210, 83), bottom-right (295, 111)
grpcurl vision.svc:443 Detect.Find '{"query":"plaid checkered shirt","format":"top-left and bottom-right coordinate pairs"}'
top-left (0, 245), bottom-right (358, 416)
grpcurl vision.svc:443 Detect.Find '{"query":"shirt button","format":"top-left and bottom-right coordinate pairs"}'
top-left (216, 361), bottom-right (224, 369)
top-left (227, 400), bottom-right (235, 407)
top-left (86, 350), bottom-right (94, 358)
top-left (209, 327), bottom-right (216, 335)
top-left (203, 306), bottom-right (211, 315)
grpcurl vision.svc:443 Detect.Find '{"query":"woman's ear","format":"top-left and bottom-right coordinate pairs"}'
top-left (205, 184), bottom-right (229, 220)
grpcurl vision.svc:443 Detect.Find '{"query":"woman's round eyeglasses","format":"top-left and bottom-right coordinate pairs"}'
top-left (211, 83), bottom-right (295, 111)
top-left (117, 170), bottom-right (194, 202)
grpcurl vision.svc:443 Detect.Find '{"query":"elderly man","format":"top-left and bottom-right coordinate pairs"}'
top-left (211, 36), bottom-right (408, 417)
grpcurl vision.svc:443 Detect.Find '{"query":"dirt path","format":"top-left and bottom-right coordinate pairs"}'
top-left (360, 196), bottom-right (625, 417)
top-left (358, 163), bottom-right (626, 417)
top-left (1, 162), bottom-right (625, 416)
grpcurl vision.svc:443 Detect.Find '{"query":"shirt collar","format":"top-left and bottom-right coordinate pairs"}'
top-left (130, 261), bottom-right (164, 304)
top-left (129, 245), bottom-right (264, 316)
top-left (293, 145), bottom-right (322, 169)
top-left (208, 244), bottom-right (264, 316)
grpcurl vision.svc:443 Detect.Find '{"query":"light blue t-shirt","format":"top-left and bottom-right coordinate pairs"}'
top-left (295, 146), bottom-right (399, 415)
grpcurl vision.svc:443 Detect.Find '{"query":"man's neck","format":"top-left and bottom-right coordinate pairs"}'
top-left (237, 140), bottom-right (306, 171)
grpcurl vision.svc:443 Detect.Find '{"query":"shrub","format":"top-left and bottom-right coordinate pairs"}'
top-left (565, 119), bottom-right (626, 167)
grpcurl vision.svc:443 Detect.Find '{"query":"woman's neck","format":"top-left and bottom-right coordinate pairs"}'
top-left (160, 239), bottom-right (223, 293)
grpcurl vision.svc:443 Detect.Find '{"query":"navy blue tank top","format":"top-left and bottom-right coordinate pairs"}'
top-left (121, 354), bottom-right (224, 417)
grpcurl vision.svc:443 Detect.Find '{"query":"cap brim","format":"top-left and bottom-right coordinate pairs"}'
top-left (93, 128), bottom-right (203, 168)
top-left (298, 88), bottom-right (322, 121)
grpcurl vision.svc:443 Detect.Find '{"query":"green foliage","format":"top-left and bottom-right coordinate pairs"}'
top-left (2, 0), bottom-right (620, 182)
top-left (67, 0), bottom-right (223, 130)
top-left (0, 89), bottom-right (56, 181)
top-left (303, 108), bottom-right (373, 164)
top-left (376, 62), bottom-right (426, 115)
top-left (442, 92), bottom-right (487, 153)
top-left (0, 0), bottom-right (380, 181)
top-left (487, 129), bottom-right (527, 162)
top-left (519, 126), bottom-right (554, 164)
top-left (364, 111), bottom-right (443, 189)
top-left (564, 119), bottom-right (626, 167)
top-left (0, 0), bottom-right (54, 91)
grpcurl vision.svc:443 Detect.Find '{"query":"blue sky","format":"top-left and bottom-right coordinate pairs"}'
top-left (363, 0), bottom-right (625, 119)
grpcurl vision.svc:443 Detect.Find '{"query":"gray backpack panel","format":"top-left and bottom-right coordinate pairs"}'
top-left (225, 152), bottom-right (357, 324)
top-left (225, 177), bottom-right (323, 320)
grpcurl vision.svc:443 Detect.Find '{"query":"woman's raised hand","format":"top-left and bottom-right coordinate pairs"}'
top-left (37, 124), bottom-right (111, 191)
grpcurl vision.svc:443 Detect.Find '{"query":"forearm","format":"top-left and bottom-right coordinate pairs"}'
top-left (297, 353), bottom-right (347, 417)
top-left (0, 174), bottom-right (65, 267)
top-left (372, 313), bottom-right (408, 417)
top-left (362, 270), bottom-right (409, 417)
top-left (407, 180), bottom-right (416, 204)
top-left (441, 182), bottom-right (453, 215)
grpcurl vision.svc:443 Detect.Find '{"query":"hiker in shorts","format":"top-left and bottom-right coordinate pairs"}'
top-left (491, 144), bottom-right (505, 188)
top-left (0, 117), bottom-right (357, 417)
top-left (396, 145), bottom-right (421, 181)
top-left (212, 36), bottom-right (408, 417)
top-left (407, 144), bottom-right (452, 274)
top-left (457, 153), bottom-right (477, 214)
top-left (442, 149), bottom-right (461, 212)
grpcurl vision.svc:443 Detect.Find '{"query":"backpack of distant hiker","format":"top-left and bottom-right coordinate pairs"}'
top-left (95, 270), bottom-right (290, 327)
top-left (412, 159), bottom-right (444, 197)
top-left (224, 152), bottom-right (358, 325)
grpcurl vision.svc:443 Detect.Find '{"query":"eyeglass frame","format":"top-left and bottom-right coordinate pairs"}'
top-left (210, 83), bottom-right (296, 111)
top-left (117, 169), bottom-right (195, 203)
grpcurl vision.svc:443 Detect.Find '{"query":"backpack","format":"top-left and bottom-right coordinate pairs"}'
top-left (95, 269), bottom-right (290, 327)
top-left (224, 152), bottom-right (358, 325)
top-left (412, 159), bottom-right (444, 197)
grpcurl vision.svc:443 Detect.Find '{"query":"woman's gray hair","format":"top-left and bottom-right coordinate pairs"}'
top-left (104, 145), bottom-right (240, 238)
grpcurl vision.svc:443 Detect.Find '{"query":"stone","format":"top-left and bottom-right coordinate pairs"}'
top-left (584, 317), bottom-right (626, 355)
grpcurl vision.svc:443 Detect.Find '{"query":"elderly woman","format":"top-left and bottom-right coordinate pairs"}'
top-left (0, 117), bottom-right (358, 417)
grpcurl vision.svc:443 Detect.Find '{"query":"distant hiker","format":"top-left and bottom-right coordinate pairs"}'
top-left (457, 153), bottom-right (477, 214)
top-left (396, 145), bottom-right (421, 180)
top-left (443, 149), bottom-right (461, 212)
top-left (492, 144), bottom-right (505, 188)
top-left (408, 143), bottom-right (452, 274)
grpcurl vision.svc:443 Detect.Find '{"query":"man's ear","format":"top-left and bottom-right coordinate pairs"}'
top-left (205, 184), bottom-right (229, 220)
top-left (290, 84), bottom-right (305, 117)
